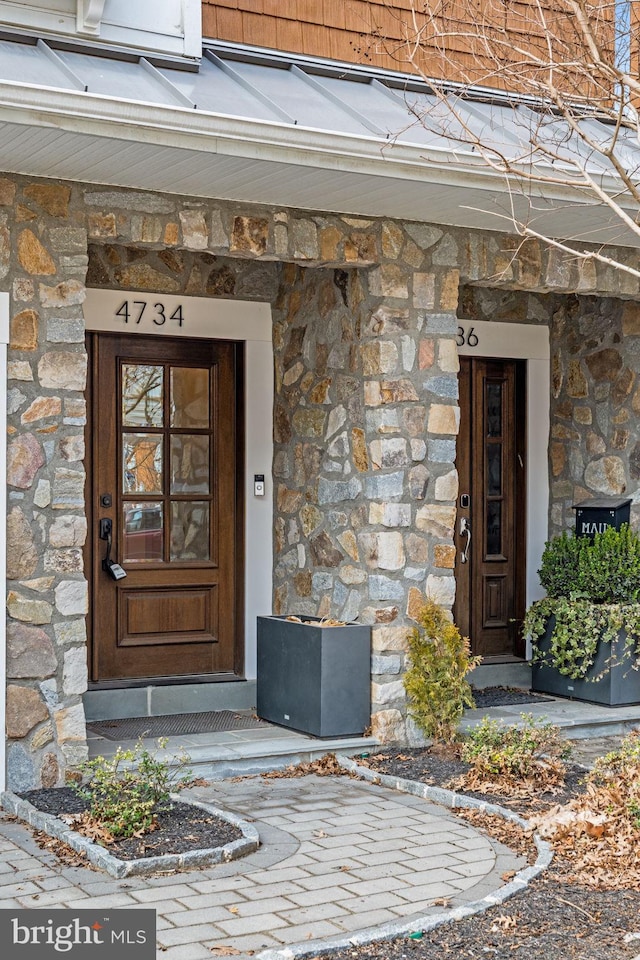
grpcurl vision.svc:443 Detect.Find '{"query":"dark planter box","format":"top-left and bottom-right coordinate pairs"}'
top-left (256, 616), bottom-right (371, 737)
top-left (532, 617), bottom-right (640, 706)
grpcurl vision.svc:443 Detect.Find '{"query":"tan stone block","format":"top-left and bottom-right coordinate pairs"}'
top-left (426, 574), bottom-right (456, 606)
top-left (435, 469), bottom-right (459, 501)
top-left (39, 279), bottom-right (85, 307)
top-left (584, 455), bottom-right (626, 495)
top-left (16, 204), bottom-right (37, 222)
top-left (381, 222), bottom-right (403, 259)
top-left (0, 177), bottom-right (16, 205)
top-left (319, 225), bottom-right (342, 261)
top-left (7, 434), bottom-right (44, 489)
top-left (623, 301), bottom-right (640, 336)
top-left (53, 703), bottom-right (87, 743)
top-left (18, 230), bottom-right (56, 276)
top-left (231, 216), bottom-right (269, 255)
top-left (88, 213), bottom-right (117, 238)
top-left (277, 485), bottom-right (303, 513)
top-left (300, 504), bottom-right (322, 537)
top-left (416, 504), bottom-right (456, 538)
top-left (309, 378), bottom-right (331, 403)
top-left (407, 586), bottom-right (424, 621)
top-left (573, 406), bottom-right (592, 425)
top-left (428, 404), bottom-right (460, 435)
top-left (403, 239), bottom-right (424, 268)
top-left (364, 381), bottom-right (382, 406)
top-left (371, 625), bottom-right (409, 652)
top-left (551, 442), bottom-right (566, 477)
top-left (339, 565), bottom-right (367, 585)
top-left (7, 507), bottom-right (38, 579)
top-left (434, 544), bottom-right (456, 568)
top-left (8, 361), bottom-right (33, 381)
top-left (6, 685), bottom-right (48, 738)
top-left (24, 184), bottom-right (70, 218)
top-left (567, 360), bottom-right (588, 398)
top-left (164, 222), bottom-right (179, 245)
top-left (370, 709), bottom-right (405, 743)
top-left (179, 209), bottom-right (208, 250)
top-left (413, 273), bottom-right (435, 309)
top-left (38, 352), bottom-right (87, 391)
top-left (362, 341), bottom-right (399, 375)
top-left (337, 530), bottom-right (359, 561)
top-left (7, 591), bottom-right (52, 624)
top-left (10, 309), bottom-right (38, 350)
top-left (437, 339), bottom-right (459, 373)
top-left (369, 263), bottom-right (409, 299)
top-left (132, 215), bottom-right (163, 244)
top-left (439, 270), bottom-right (460, 310)
top-left (21, 396), bottom-right (62, 423)
top-left (21, 577), bottom-right (55, 593)
top-left (352, 427), bottom-right (369, 472)
top-left (114, 263), bottom-right (179, 292)
top-left (380, 379), bottom-right (419, 403)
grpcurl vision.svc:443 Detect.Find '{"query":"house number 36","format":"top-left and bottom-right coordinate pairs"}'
top-left (456, 325), bottom-right (479, 347)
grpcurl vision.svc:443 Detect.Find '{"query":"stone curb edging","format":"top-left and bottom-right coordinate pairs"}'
top-left (0, 790), bottom-right (260, 879)
top-left (254, 756), bottom-right (553, 960)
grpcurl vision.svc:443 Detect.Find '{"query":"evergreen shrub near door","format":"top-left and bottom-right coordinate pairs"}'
top-left (525, 525), bottom-right (640, 704)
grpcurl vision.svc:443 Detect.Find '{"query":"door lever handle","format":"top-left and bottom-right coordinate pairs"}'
top-left (459, 517), bottom-right (471, 564)
top-left (100, 518), bottom-right (127, 580)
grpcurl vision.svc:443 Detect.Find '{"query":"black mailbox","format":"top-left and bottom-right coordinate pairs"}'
top-left (573, 497), bottom-right (632, 539)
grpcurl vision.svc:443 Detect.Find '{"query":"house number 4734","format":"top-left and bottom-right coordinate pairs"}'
top-left (115, 300), bottom-right (184, 327)
top-left (456, 325), bottom-right (479, 347)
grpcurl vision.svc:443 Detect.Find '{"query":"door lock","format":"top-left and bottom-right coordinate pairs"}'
top-left (99, 518), bottom-right (127, 581)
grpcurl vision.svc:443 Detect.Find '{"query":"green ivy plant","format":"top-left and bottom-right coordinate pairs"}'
top-left (524, 524), bottom-right (640, 680)
top-left (404, 599), bottom-right (481, 744)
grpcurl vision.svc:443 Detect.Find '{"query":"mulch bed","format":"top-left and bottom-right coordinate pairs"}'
top-left (305, 748), bottom-right (640, 960)
top-left (19, 787), bottom-right (241, 861)
top-left (359, 748), bottom-right (587, 813)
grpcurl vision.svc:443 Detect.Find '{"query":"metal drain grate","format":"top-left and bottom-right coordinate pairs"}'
top-left (87, 710), bottom-right (264, 741)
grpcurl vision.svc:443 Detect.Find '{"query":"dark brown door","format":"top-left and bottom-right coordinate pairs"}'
top-left (454, 357), bottom-right (526, 659)
top-left (87, 333), bottom-right (244, 682)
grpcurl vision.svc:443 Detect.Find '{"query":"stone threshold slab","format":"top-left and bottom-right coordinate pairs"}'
top-left (0, 790), bottom-right (259, 879)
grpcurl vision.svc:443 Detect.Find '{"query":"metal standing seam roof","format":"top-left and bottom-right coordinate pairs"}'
top-left (0, 32), bottom-right (637, 243)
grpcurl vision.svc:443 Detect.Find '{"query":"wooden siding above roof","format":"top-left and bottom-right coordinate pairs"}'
top-left (202, 0), bottom-right (616, 96)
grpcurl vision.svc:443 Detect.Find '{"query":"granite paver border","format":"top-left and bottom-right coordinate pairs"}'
top-left (251, 757), bottom-right (553, 960)
top-left (0, 790), bottom-right (259, 879)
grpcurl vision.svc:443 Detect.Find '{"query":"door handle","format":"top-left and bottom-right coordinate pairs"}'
top-left (99, 518), bottom-right (127, 581)
top-left (459, 517), bottom-right (471, 564)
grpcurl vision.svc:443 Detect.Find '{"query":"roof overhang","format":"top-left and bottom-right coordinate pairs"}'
top-left (0, 35), bottom-right (637, 247)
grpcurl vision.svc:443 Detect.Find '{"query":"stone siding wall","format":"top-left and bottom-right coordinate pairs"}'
top-left (6, 171), bottom-right (640, 788)
top-left (549, 296), bottom-right (640, 535)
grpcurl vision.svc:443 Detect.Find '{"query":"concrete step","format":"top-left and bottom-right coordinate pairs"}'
top-left (461, 695), bottom-right (640, 741)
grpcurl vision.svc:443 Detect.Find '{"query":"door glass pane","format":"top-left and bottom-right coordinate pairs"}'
top-left (171, 367), bottom-right (209, 428)
top-left (487, 444), bottom-right (502, 496)
top-left (123, 502), bottom-right (163, 561)
top-left (123, 434), bottom-right (163, 493)
top-left (486, 382), bottom-right (502, 437)
top-left (170, 501), bottom-right (210, 561)
top-left (171, 435), bottom-right (210, 494)
top-left (487, 501), bottom-right (502, 556)
top-left (122, 364), bottom-right (163, 427)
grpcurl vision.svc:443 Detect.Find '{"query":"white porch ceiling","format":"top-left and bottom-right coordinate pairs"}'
top-left (0, 34), bottom-right (638, 247)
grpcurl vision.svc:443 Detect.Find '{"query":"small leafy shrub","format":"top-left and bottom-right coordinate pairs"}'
top-left (538, 530), bottom-right (585, 599)
top-left (76, 738), bottom-right (192, 839)
top-left (525, 525), bottom-right (640, 679)
top-left (461, 714), bottom-right (570, 785)
top-left (404, 599), bottom-right (481, 744)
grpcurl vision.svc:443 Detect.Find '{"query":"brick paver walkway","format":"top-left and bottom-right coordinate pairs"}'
top-left (0, 773), bottom-right (525, 959)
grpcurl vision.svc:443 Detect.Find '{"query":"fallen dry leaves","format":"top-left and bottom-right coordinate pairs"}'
top-left (455, 808), bottom-right (537, 863)
top-left (260, 753), bottom-right (350, 779)
top-left (529, 734), bottom-right (640, 889)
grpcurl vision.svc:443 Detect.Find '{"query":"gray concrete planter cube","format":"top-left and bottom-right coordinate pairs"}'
top-left (257, 616), bottom-right (371, 737)
top-left (532, 616), bottom-right (640, 706)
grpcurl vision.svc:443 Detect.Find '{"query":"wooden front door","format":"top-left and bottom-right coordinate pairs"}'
top-left (454, 357), bottom-right (526, 659)
top-left (87, 333), bottom-right (243, 682)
